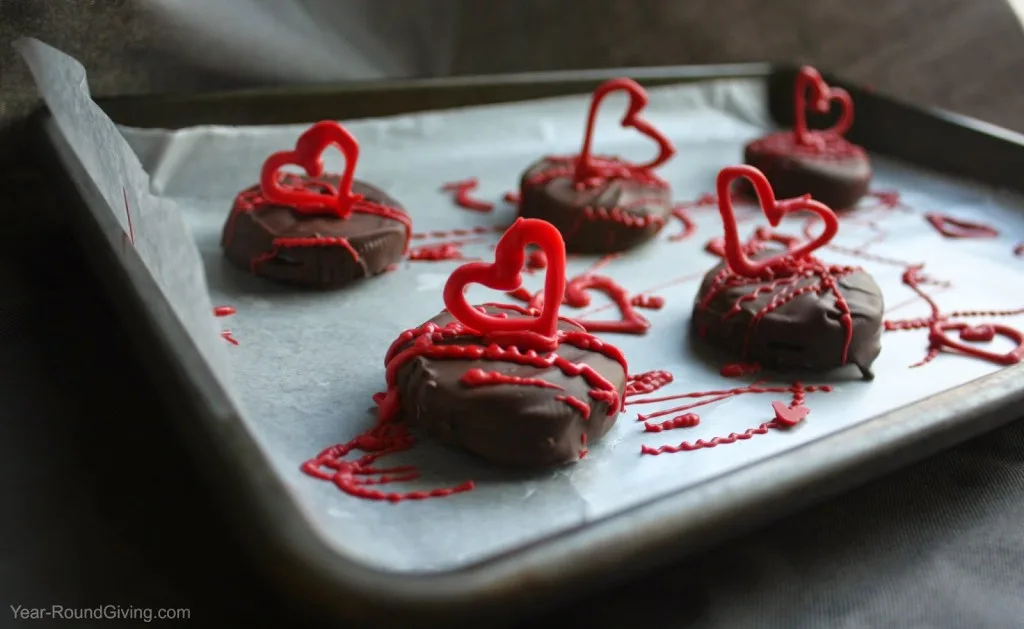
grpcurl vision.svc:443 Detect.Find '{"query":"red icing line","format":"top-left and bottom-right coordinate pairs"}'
top-left (250, 236), bottom-right (361, 273)
top-left (461, 368), bottom-right (561, 390)
top-left (442, 178), bottom-right (495, 212)
top-left (220, 331), bottom-right (239, 345)
top-left (883, 265), bottom-right (1024, 367)
top-left (574, 77), bottom-right (675, 183)
top-left (630, 294), bottom-right (664, 309)
top-left (412, 225), bottom-right (506, 241)
top-left (793, 66), bottom-right (854, 145)
top-left (924, 213), bottom-right (999, 239)
top-left (527, 249), bottom-right (548, 271)
top-left (213, 306), bottom-right (236, 317)
top-left (503, 191), bottom-right (521, 205)
top-left (637, 381), bottom-right (832, 455)
top-left (555, 395), bottom-right (592, 419)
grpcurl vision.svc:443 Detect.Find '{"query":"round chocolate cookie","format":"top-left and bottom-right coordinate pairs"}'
top-left (221, 175), bottom-right (410, 289)
top-left (743, 132), bottom-right (871, 211)
top-left (691, 253), bottom-right (884, 379)
top-left (517, 156), bottom-right (672, 253)
top-left (387, 305), bottom-right (627, 468)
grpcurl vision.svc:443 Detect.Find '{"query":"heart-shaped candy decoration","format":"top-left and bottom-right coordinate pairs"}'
top-left (443, 218), bottom-right (567, 350)
top-left (793, 66), bottom-right (854, 145)
top-left (924, 213), bottom-right (999, 239)
top-left (715, 165), bottom-right (839, 277)
top-left (771, 401), bottom-right (809, 427)
top-left (259, 120), bottom-right (364, 218)
top-left (563, 274), bottom-right (651, 335)
top-left (574, 78), bottom-right (676, 182)
top-left (929, 321), bottom-right (1024, 366)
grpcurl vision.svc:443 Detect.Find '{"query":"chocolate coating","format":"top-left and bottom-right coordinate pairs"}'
top-left (392, 306), bottom-right (626, 468)
top-left (743, 132), bottom-right (871, 210)
top-left (518, 156), bottom-right (672, 253)
top-left (691, 254), bottom-right (884, 379)
top-left (221, 175), bottom-right (408, 289)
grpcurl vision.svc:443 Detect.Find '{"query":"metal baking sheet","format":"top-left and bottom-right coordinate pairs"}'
top-left (25, 38), bottom-right (1024, 626)
top-left (116, 75), bottom-right (1024, 573)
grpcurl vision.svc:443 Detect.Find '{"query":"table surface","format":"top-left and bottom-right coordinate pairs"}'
top-left (5, 166), bottom-right (1024, 629)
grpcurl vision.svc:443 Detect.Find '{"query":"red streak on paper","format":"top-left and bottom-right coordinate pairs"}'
top-left (503, 191), bottom-right (521, 205)
top-left (122, 188), bottom-right (135, 245)
top-left (220, 331), bottom-right (239, 345)
top-left (883, 265), bottom-right (1024, 367)
top-left (213, 306), bottom-right (236, 317)
top-left (411, 225), bottom-right (507, 241)
top-left (442, 178), bottom-right (495, 212)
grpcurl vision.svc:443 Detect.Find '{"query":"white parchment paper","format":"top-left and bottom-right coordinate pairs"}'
top-left (23, 39), bottom-right (1024, 574)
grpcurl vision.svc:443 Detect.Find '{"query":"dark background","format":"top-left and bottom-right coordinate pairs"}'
top-left (3, 1), bottom-right (1024, 627)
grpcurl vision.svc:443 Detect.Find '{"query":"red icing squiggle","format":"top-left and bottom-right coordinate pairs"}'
top-left (412, 225), bottom-right (507, 241)
top-left (442, 178), bottom-right (495, 212)
top-left (883, 265), bottom-right (1024, 367)
top-left (409, 238), bottom-right (488, 262)
top-left (301, 421), bottom-right (474, 502)
top-left (924, 213), bottom-right (999, 239)
top-left (635, 380), bottom-right (832, 454)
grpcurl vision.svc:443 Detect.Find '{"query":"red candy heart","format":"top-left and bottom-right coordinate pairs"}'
top-left (771, 401), bottom-right (809, 427)
top-left (443, 218), bottom-right (567, 350)
top-left (794, 66), bottom-right (854, 144)
top-left (924, 213), bottom-right (999, 239)
top-left (716, 165), bottom-right (839, 277)
top-left (259, 120), bottom-right (363, 218)
top-left (929, 321), bottom-right (1024, 366)
top-left (575, 78), bottom-right (676, 182)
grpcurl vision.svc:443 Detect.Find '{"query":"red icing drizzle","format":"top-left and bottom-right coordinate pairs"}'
top-left (442, 178), bottom-right (495, 212)
top-left (411, 225), bottom-right (507, 241)
top-left (301, 421), bottom-right (474, 502)
top-left (668, 195), bottom-right (717, 241)
top-left (883, 265), bottom-right (1024, 367)
top-left (633, 380), bottom-right (832, 454)
top-left (924, 213), bottom-right (999, 239)
top-left (503, 191), bottom-right (521, 205)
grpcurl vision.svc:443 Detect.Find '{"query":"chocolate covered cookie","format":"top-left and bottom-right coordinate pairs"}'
top-left (516, 77), bottom-right (676, 253)
top-left (693, 165), bottom-right (883, 379)
top-left (744, 66), bottom-right (871, 210)
top-left (221, 121), bottom-right (411, 289)
top-left (377, 218), bottom-right (628, 467)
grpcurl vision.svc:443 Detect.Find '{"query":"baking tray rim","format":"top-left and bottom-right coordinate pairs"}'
top-left (35, 63), bottom-right (1024, 625)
